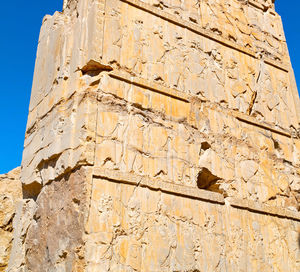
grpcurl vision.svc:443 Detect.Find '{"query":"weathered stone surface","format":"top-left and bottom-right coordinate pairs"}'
top-left (23, 167), bottom-right (90, 272)
top-left (0, 167), bottom-right (21, 272)
top-left (7, 199), bottom-right (36, 272)
top-left (85, 174), bottom-right (300, 272)
top-left (6, 0), bottom-right (300, 271)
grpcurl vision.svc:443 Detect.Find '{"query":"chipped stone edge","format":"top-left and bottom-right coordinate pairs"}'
top-left (108, 71), bottom-right (293, 138)
top-left (93, 167), bottom-right (300, 221)
top-left (120, 0), bottom-right (289, 72)
top-left (231, 111), bottom-right (291, 138)
top-left (248, 0), bottom-right (266, 11)
top-left (227, 197), bottom-right (300, 222)
top-left (93, 167), bottom-right (225, 204)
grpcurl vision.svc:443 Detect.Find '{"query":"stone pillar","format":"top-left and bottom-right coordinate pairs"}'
top-left (7, 0), bottom-right (300, 271)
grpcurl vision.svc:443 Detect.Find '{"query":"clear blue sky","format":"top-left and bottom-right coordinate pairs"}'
top-left (0, 1), bottom-right (299, 174)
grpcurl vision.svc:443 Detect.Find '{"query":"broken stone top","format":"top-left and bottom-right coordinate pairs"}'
top-left (62, 0), bottom-right (276, 12)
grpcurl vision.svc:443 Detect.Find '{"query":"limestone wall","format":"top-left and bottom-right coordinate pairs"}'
top-left (15, 167), bottom-right (300, 271)
top-left (21, 0), bottom-right (300, 207)
top-left (85, 169), bottom-right (300, 271)
top-left (100, 0), bottom-right (297, 127)
top-left (95, 72), bottom-right (300, 208)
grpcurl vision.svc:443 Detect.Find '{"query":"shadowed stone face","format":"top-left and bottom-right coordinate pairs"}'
top-left (24, 167), bottom-right (88, 272)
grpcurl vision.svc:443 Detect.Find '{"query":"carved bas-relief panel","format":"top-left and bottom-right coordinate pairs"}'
top-left (84, 173), bottom-right (300, 272)
top-left (95, 73), bottom-right (300, 210)
top-left (101, 0), bottom-right (297, 128)
top-left (124, 0), bottom-right (284, 61)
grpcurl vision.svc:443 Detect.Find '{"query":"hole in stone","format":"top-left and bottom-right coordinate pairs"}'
top-left (201, 141), bottom-right (211, 151)
top-left (196, 168), bottom-right (227, 196)
top-left (272, 138), bottom-right (280, 150)
top-left (80, 59), bottom-right (113, 76)
top-left (22, 181), bottom-right (43, 200)
top-left (73, 198), bottom-right (80, 205)
top-left (196, 167), bottom-right (221, 190)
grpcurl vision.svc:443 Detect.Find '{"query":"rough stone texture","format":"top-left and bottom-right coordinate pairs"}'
top-left (7, 199), bottom-right (36, 272)
top-left (85, 172), bottom-right (300, 271)
top-left (23, 167), bottom-right (90, 272)
top-left (5, 0), bottom-right (300, 271)
top-left (21, 0), bottom-right (300, 209)
top-left (0, 167), bottom-right (21, 271)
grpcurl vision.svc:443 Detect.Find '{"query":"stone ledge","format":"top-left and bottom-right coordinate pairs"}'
top-left (248, 0), bottom-right (276, 12)
top-left (228, 197), bottom-right (300, 221)
top-left (92, 167), bottom-right (225, 204)
top-left (109, 72), bottom-right (190, 102)
top-left (264, 57), bottom-right (288, 72)
top-left (248, 0), bottom-right (266, 11)
top-left (92, 168), bottom-right (300, 221)
top-left (230, 110), bottom-right (291, 138)
top-left (120, 0), bottom-right (289, 72)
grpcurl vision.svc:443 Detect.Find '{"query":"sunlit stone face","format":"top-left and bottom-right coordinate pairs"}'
top-left (3, 0), bottom-right (300, 271)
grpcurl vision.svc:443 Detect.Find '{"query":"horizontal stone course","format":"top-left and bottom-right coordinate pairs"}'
top-left (93, 167), bottom-right (300, 221)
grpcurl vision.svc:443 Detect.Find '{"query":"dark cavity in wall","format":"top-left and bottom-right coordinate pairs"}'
top-left (197, 168), bottom-right (220, 190)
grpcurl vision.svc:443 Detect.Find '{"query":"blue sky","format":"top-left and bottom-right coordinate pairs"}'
top-left (0, 1), bottom-right (299, 174)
